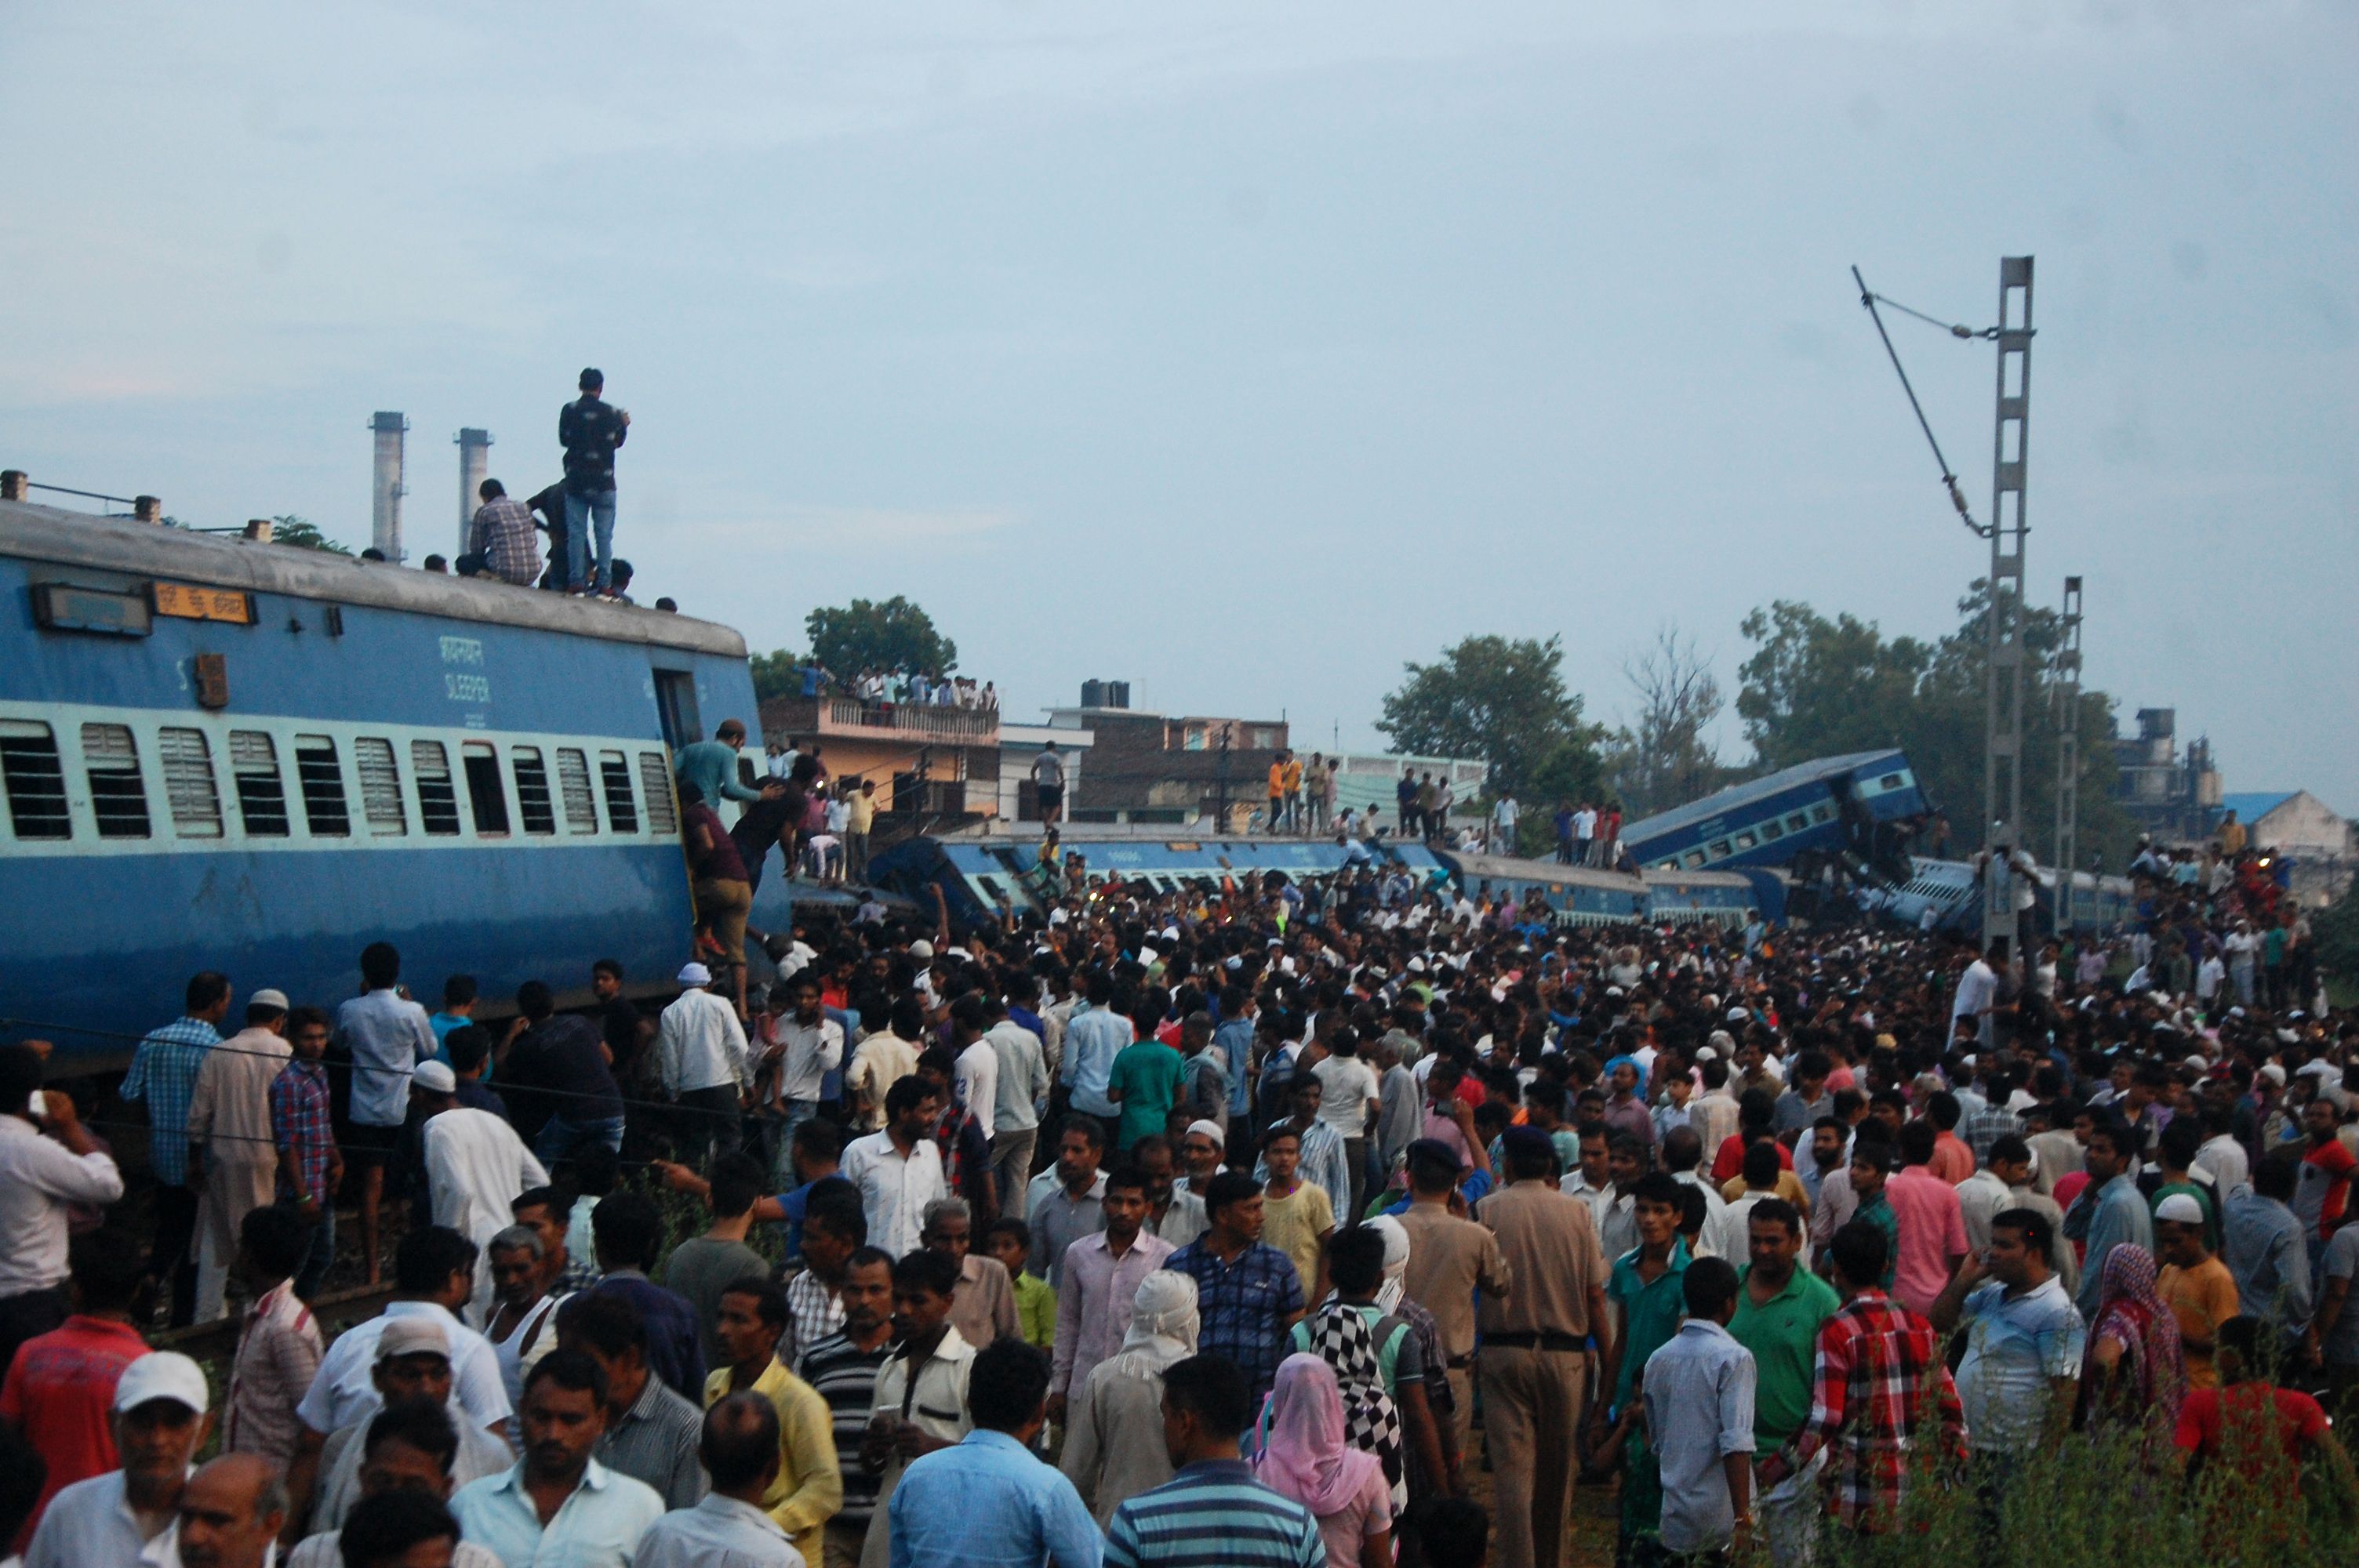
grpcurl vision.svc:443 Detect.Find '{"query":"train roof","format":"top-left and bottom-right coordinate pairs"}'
top-left (1619, 749), bottom-right (1909, 843)
top-left (0, 496), bottom-right (747, 659)
top-left (1439, 850), bottom-right (1645, 892)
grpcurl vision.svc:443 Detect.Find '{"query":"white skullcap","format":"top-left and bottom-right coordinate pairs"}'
top-left (1186, 1119), bottom-right (1227, 1148)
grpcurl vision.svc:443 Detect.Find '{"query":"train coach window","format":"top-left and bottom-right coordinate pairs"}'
top-left (556, 749), bottom-right (598, 834)
top-left (158, 728), bottom-right (223, 839)
top-left (1786, 813), bottom-right (1810, 833)
top-left (462, 742), bottom-right (509, 836)
top-left (80, 723), bottom-right (152, 839)
top-left (0, 720), bottom-right (71, 840)
top-left (1809, 803), bottom-right (1834, 824)
top-left (229, 731), bottom-right (289, 837)
top-left (1760, 819), bottom-right (1784, 841)
top-left (1681, 851), bottom-right (1706, 869)
top-left (511, 747), bottom-right (557, 835)
top-left (293, 735), bottom-right (351, 837)
top-left (354, 739), bottom-right (408, 836)
top-left (638, 752), bottom-right (677, 834)
top-left (411, 742), bottom-right (460, 835)
top-left (1706, 839), bottom-right (1732, 861)
top-left (598, 750), bottom-right (638, 833)
top-left (1879, 773), bottom-right (1904, 791)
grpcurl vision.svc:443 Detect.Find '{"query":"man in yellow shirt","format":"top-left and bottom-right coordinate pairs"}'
top-left (1280, 753), bottom-right (1305, 833)
top-left (1267, 754), bottom-right (1289, 836)
top-left (843, 779), bottom-right (877, 883)
top-left (704, 1276), bottom-right (845, 1561)
top-left (1258, 1125), bottom-right (1336, 1300)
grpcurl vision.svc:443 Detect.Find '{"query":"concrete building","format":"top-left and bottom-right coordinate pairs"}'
top-left (2210, 790), bottom-right (2354, 907)
top-left (1041, 683), bottom-right (1487, 832)
top-left (758, 691), bottom-right (1001, 822)
top-left (997, 721), bottom-right (1092, 822)
top-left (2110, 707), bottom-right (2222, 840)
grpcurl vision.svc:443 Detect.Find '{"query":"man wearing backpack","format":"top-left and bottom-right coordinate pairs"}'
top-left (558, 367), bottom-right (630, 596)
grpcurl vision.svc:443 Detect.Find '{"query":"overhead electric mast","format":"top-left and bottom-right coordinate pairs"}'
top-left (1852, 257), bottom-right (2041, 952)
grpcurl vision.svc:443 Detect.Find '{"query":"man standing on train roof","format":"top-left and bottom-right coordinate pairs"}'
top-left (674, 720), bottom-right (774, 813)
top-left (558, 366), bottom-right (628, 596)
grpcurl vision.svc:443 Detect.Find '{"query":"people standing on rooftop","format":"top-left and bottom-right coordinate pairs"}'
top-left (558, 367), bottom-right (629, 597)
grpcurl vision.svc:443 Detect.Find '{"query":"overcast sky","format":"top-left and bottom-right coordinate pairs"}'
top-left (5, 2), bottom-right (2352, 811)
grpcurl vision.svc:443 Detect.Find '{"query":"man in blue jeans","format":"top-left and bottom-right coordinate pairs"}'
top-left (558, 367), bottom-right (629, 595)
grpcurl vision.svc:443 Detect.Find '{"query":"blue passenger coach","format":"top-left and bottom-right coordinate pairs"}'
top-left (1618, 750), bottom-right (1927, 880)
top-left (0, 498), bottom-right (772, 1070)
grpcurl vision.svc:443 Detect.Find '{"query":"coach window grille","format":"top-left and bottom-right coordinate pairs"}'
top-left (354, 738), bottom-right (409, 836)
top-left (638, 751), bottom-right (678, 834)
top-left (555, 748), bottom-right (598, 834)
top-left (0, 720), bottom-right (71, 840)
top-left (81, 722), bottom-right (153, 838)
top-left (412, 741), bottom-right (461, 836)
top-left (511, 746), bottom-right (557, 835)
top-left (598, 750), bottom-right (638, 834)
top-left (158, 727), bottom-right (224, 838)
top-left (229, 731), bottom-right (290, 837)
top-left (293, 735), bottom-right (351, 837)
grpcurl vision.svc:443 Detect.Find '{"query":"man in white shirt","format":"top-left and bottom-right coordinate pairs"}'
top-left (1492, 793), bottom-right (1519, 851)
top-left (0, 1044), bottom-right (125, 1374)
top-left (415, 1063), bottom-right (549, 1325)
top-left (951, 1001), bottom-right (1001, 1144)
top-left (983, 996), bottom-right (1051, 1214)
top-left (840, 1080), bottom-right (950, 1258)
top-left (657, 964), bottom-right (751, 1171)
top-left (24, 1351), bottom-right (210, 1568)
top-left (1310, 1030), bottom-right (1382, 1221)
top-left (334, 943), bottom-right (438, 1291)
top-left (287, 1229), bottom-right (512, 1534)
top-left (1951, 938), bottom-right (2003, 1047)
top-left (845, 1000), bottom-right (924, 1131)
top-left (768, 974), bottom-right (845, 1163)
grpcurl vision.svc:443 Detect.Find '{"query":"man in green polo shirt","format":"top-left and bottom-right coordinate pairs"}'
top-left (1598, 1172), bottom-right (1691, 1567)
top-left (1729, 1197), bottom-right (1840, 1566)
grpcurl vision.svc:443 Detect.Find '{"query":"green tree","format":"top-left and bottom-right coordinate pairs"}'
top-left (749, 649), bottom-right (805, 703)
top-left (267, 514), bottom-right (352, 555)
top-left (804, 596), bottom-right (957, 677)
top-left (1735, 588), bottom-right (2142, 868)
top-left (1603, 624), bottom-right (1737, 817)
top-left (1376, 634), bottom-right (1610, 820)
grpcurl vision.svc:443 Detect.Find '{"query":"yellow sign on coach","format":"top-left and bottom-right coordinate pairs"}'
top-left (153, 581), bottom-right (256, 624)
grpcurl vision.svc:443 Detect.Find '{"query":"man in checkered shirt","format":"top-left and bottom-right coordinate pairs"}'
top-left (1755, 1218), bottom-right (1966, 1537)
top-left (122, 970), bottom-right (231, 1326)
top-left (466, 479), bottom-right (543, 586)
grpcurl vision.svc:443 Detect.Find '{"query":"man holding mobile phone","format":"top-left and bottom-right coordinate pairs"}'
top-left (0, 1040), bottom-right (126, 1376)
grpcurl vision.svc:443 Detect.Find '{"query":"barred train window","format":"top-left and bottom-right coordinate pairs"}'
top-left (555, 748), bottom-right (598, 834)
top-left (354, 738), bottom-right (408, 836)
top-left (412, 741), bottom-right (460, 835)
top-left (0, 720), bottom-right (71, 840)
top-left (158, 728), bottom-right (224, 838)
top-left (599, 750), bottom-right (638, 834)
top-left (638, 752), bottom-right (677, 834)
top-left (511, 747), bottom-right (556, 835)
top-left (229, 731), bottom-right (289, 837)
top-left (81, 723), bottom-right (152, 838)
top-left (293, 735), bottom-right (350, 837)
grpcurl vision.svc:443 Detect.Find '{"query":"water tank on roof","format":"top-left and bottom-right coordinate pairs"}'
top-left (1081, 680), bottom-right (1130, 710)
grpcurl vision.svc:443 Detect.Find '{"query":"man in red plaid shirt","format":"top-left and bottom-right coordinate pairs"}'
top-left (1756, 1218), bottom-right (1967, 1536)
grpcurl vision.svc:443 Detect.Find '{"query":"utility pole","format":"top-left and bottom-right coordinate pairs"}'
top-left (1979, 257), bottom-right (2034, 953)
top-left (1214, 731), bottom-right (1231, 833)
top-left (2052, 575), bottom-right (2084, 929)
top-left (1851, 256), bottom-right (2037, 952)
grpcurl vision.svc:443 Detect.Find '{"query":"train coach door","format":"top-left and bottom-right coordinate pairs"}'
top-left (652, 669), bottom-right (703, 749)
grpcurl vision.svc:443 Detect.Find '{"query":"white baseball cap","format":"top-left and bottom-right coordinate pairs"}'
top-left (113, 1352), bottom-right (209, 1415)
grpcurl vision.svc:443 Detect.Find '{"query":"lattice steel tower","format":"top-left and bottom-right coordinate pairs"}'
top-left (2052, 575), bottom-right (2083, 927)
top-left (1979, 258), bottom-right (2034, 949)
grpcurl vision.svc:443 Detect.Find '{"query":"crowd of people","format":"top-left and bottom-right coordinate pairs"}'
top-left (1, 800), bottom-right (2355, 1568)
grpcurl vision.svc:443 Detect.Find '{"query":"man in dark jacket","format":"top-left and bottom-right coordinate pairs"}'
top-left (558, 367), bottom-right (629, 594)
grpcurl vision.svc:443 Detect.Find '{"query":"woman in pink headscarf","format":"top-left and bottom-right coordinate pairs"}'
top-left (1252, 1353), bottom-right (1393, 1568)
top-left (2083, 1243), bottom-right (2187, 1455)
